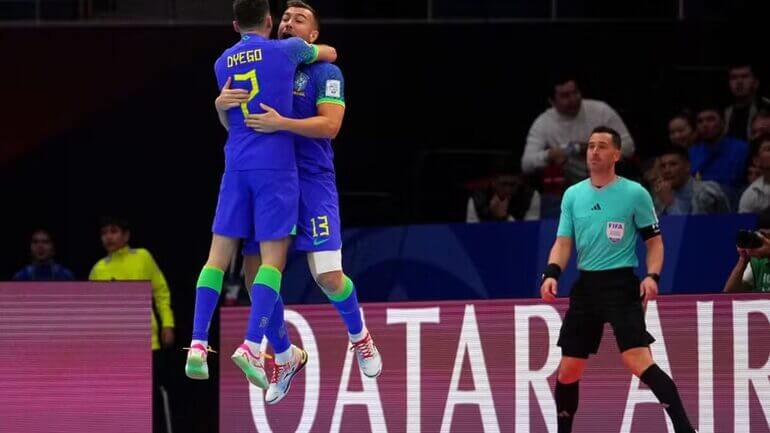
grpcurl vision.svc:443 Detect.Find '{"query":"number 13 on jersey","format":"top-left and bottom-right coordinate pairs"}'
top-left (311, 215), bottom-right (330, 238)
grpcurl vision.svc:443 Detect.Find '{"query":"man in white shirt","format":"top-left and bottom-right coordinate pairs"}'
top-left (739, 134), bottom-right (770, 214)
top-left (521, 74), bottom-right (635, 217)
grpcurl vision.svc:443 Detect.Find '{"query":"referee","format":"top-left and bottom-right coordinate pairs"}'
top-left (540, 126), bottom-right (696, 433)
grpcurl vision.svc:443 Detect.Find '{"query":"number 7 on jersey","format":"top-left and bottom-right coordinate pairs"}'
top-left (233, 69), bottom-right (260, 116)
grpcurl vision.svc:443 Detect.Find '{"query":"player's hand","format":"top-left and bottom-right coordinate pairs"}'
top-left (245, 103), bottom-right (285, 133)
top-left (215, 77), bottom-right (250, 111)
top-left (640, 277), bottom-right (658, 309)
top-left (540, 278), bottom-right (557, 302)
top-left (161, 327), bottom-right (175, 348)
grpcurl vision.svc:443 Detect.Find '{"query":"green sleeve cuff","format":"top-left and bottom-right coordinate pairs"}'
top-left (316, 97), bottom-right (345, 107)
top-left (308, 44), bottom-right (319, 63)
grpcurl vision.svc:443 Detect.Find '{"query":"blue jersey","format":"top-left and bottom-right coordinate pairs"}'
top-left (292, 62), bottom-right (346, 174)
top-left (214, 34), bottom-right (318, 171)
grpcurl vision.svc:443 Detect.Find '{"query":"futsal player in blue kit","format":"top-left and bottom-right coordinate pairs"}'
top-left (233, 1), bottom-right (382, 404)
top-left (184, 0), bottom-right (337, 390)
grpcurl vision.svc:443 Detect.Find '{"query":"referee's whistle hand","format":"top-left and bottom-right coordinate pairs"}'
top-left (541, 278), bottom-right (558, 302)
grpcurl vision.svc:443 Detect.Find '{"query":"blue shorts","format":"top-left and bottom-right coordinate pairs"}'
top-left (212, 170), bottom-right (298, 242)
top-left (243, 171), bottom-right (341, 255)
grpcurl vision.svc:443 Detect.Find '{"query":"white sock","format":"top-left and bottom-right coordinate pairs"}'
top-left (275, 345), bottom-right (294, 364)
top-left (191, 339), bottom-right (208, 349)
top-left (243, 339), bottom-right (261, 355)
top-left (349, 327), bottom-right (367, 343)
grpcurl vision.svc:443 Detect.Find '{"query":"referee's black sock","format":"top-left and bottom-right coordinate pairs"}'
top-left (640, 364), bottom-right (695, 433)
top-left (555, 380), bottom-right (579, 433)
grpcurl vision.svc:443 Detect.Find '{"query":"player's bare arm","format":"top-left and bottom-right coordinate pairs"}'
top-left (245, 102), bottom-right (344, 138)
top-left (541, 236), bottom-right (572, 302)
top-left (313, 44), bottom-right (337, 63)
top-left (215, 76), bottom-right (250, 130)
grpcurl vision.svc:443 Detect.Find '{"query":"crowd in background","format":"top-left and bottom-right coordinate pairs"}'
top-left (467, 64), bottom-right (770, 225)
top-left (11, 66), bottom-right (769, 284)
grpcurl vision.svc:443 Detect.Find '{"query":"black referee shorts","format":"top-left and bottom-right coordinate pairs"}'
top-left (557, 267), bottom-right (655, 359)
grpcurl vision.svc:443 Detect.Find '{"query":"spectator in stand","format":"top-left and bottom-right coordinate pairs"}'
top-left (521, 73), bottom-right (634, 218)
top-left (12, 228), bottom-right (75, 281)
top-left (641, 157), bottom-right (661, 194)
top-left (747, 153), bottom-right (762, 186)
top-left (739, 135), bottom-right (770, 214)
top-left (689, 104), bottom-right (749, 208)
top-left (668, 110), bottom-right (698, 149)
top-left (725, 63), bottom-right (769, 141)
top-left (724, 210), bottom-right (770, 293)
top-left (467, 164), bottom-right (540, 223)
top-left (88, 217), bottom-right (175, 433)
top-left (750, 109), bottom-right (770, 142)
top-left (653, 147), bottom-right (730, 216)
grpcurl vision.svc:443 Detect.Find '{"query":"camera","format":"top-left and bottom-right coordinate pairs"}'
top-left (736, 229), bottom-right (764, 249)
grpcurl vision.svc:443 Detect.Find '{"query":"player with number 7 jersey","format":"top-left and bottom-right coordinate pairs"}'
top-left (185, 0), bottom-right (337, 389)
top-left (235, 1), bottom-right (382, 405)
top-left (212, 31), bottom-right (336, 240)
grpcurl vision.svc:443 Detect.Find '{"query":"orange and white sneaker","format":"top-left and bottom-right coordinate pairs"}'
top-left (351, 332), bottom-right (382, 378)
top-left (231, 344), bottom-right (269, 389)
top-left (265, 345), bottom-right (309, 405)
top-left (185, 343), bottom-right (216, 380)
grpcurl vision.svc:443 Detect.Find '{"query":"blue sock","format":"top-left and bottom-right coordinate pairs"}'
top-left (265, 295), bottom-right (291, 355)
top-left (327, 275), bottom-right (364, 336)
top-left (245, 265), bottom-right (282, 343)
top-left (192, 267), bottom-right (224, 341)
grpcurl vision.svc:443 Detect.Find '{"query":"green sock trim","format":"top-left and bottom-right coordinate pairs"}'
top-left (327, 275), bottom-right (354, 302)
top-left (197, 267), bottom-right (224, 293)
top-left (254, 265), bottom-right (282, 293)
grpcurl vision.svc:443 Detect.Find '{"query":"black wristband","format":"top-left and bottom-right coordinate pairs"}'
top-left (542, 263), bottom-right (562, 281)
top-left (646, 273), bottom-right (660, 283)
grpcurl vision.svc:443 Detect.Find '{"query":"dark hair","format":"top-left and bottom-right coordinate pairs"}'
top-left (286, 0), bottom-right (320, 29)
top-left (233, 0), bottom-right (270, 29)
top-left (753, 133), bottom-right (770, 150)
top-left (669, 109), bottom-right (696, 129)
top-left (99, 216), bottom-right (130, 232)
top-left (590, 126), bottom-right (622, 149)
top-left (30, 228), bottom-right (53, 241)
top-left (727, 63), bottom-right (756, 76)
top-left (696, 102), bottom-right (723, 118)
top-left (547, 70), bottom-right (580, 98)
top-left (659, 146), bottom-right (690, 162)
top-left (488, 155), bottom-right (521, 177)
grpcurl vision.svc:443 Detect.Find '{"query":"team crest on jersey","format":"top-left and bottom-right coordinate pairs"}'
top-left (606, 221), bottom-right (625, 243)
top-left (294, 71), bottom-right (309, 96)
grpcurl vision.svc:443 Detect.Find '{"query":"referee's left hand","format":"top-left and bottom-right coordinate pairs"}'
top-left (540, 278), bottom-right (558, 302)
top-left (640, 277), bottom-right (658, 308)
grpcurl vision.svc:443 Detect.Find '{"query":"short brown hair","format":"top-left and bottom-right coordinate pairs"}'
top-left (286, 0), bottom-right (319, 29)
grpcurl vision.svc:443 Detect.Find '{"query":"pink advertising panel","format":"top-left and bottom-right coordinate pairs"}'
top-left (221, 294), bottom-right (770, 433)
top-left (0, 282), bottom-right (152, 433)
